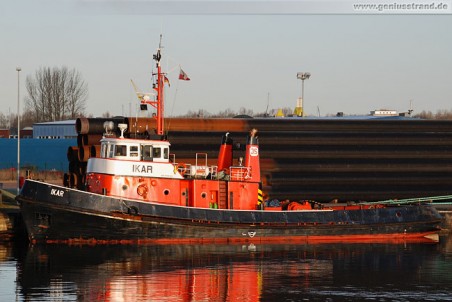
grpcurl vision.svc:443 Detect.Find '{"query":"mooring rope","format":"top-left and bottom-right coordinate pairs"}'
top-left (362, 195), bottom-right (452, 205)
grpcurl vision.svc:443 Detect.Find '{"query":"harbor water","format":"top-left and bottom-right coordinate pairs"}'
top-left (1, 235), bottom-right (452, 301)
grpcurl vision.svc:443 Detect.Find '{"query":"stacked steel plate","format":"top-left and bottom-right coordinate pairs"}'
top-left (64, 117), bottom-right (452, 202)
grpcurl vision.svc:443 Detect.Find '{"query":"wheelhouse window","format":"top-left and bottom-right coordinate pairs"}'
top-left (101, 144), bottom-right (107, 158)
top-left (163, 147), bottom-right (169, 159)
top-left (130, 145), bottom-right (139, 157)
top-left (102, 142), bottom-right (141, 159)
top-left (108, 144), bottom-right (115, 158)
top-left (141, 144), bottom-right (169, 161)
top-left (115, 145), bottom-right (127, 156)
top-left (153, 147), bottom-right (162, 158)
top-left (142, 145), bottom-right (152, 161)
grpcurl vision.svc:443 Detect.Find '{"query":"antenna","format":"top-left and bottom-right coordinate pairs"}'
top-left (265, 92), bottom-right (270, 117)
top-left (153, 34), bottom-right (163, 65)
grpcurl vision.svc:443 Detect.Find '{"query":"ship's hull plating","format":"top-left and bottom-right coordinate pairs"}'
top-left (17, 180), bottom-right (442, 244)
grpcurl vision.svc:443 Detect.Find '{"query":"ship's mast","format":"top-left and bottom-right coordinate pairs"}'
top-left (151, 35), bottom-right (164, 136)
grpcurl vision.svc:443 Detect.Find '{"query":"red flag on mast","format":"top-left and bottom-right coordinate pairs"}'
top-left (164, 75), bottom-right (170, 87)
top-left (179, 68), bottom-right (190, 81)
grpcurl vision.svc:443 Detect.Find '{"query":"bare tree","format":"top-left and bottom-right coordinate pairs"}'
top-left (25, 66), bottom-right (88, 122)
top-left (66, 69), bottom-right (88, 118)
top-left (0, 112), bottom-right (9, 128)
top-left (238, 107), bottom-right (254, 116)
top-left (213, 108), bottom-right (237, 118)
top-left (21, 109), bottom-right (37, 128)
top-left (182, 109), bottom-right (211, 118)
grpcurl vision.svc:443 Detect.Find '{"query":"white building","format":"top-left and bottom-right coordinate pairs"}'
top-left (370, 110), bottom-right (399, 116)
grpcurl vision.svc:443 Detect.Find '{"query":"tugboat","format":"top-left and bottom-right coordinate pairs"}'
top-left (16, 38), bottom-right (442, 244)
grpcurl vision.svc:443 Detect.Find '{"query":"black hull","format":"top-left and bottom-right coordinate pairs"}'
top-left (17, 180), bottom-right (442, 244)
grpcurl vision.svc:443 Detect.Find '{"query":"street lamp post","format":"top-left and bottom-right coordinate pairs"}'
top-left (296, 72), bottom-right (311, 117)
top-left (16, 67), bottom-right (21, 195)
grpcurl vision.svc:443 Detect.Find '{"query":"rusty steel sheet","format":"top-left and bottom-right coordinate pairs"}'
top-left (77, 146), bottom-right (91, 162)
top-left (77, 117), bottom-right (452, 135)
top-left (76, 117), bottom-right (126, 135)
top-left (77, 134), bottom-right (103, 147)
top-left (161, 117), bottom-right (452, 133)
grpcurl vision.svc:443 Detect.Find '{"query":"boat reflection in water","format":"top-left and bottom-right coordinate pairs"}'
top-left (15, 237), bottom-right (452, 301)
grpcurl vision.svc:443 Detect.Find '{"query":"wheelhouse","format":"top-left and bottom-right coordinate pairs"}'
top-left (100, 138), bottom-right (171, 163)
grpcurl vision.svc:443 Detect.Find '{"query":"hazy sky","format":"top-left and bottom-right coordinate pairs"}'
top-left (1, 1), bottom-right (452, 118)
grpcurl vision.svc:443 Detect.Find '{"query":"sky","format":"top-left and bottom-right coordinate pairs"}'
top-left (1, 0), bottom-right (452, 118)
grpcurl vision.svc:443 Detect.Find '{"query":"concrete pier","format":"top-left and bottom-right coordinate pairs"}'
top-left (0, 183), bottom-right (24, 241)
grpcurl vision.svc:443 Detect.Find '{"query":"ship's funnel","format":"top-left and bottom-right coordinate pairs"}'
top-left (217, 132), bottom-right (233, 171)
top-left (244, 128), bottom-right (261, 182)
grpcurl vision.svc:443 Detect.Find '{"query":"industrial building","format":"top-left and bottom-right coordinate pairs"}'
top-left (32, 120), bottom-right (77, 139)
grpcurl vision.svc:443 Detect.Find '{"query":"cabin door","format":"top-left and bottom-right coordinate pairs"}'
top-left (218, 181), bottom-right (228, 209)
top-left (180, 180), bottom-right (190, 207)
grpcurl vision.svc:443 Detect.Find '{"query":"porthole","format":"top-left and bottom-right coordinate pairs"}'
top-left (201, 192), bottom-right (207, 199)
top-left (164, 189), bottom-right (170, 196)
